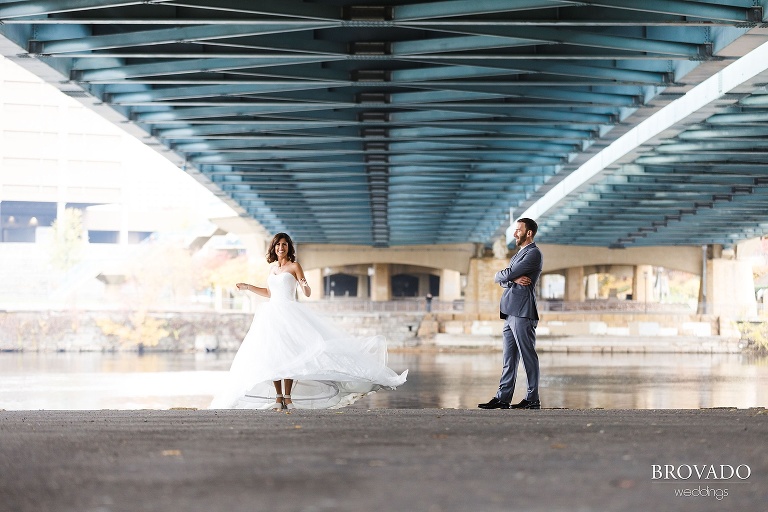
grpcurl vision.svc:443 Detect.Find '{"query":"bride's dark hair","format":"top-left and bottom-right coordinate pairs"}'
top-left (266, 232), bottom-right (296, 263)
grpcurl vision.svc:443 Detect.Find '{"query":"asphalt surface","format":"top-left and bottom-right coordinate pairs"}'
top-left (1, 408), bottom-right (766, 512)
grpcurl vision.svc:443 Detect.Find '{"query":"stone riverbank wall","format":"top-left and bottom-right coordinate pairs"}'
top-left (0, 309), bottom-right (425, 352)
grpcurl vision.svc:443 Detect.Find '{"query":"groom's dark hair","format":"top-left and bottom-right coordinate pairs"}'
top-left (516, 218), bottom-right (538, 237)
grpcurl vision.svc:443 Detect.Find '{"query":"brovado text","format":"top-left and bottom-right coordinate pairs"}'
top-left (652, 464), bottom-right (751, 480)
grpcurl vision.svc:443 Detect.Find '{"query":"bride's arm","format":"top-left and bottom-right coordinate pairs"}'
top-left (236, 282), bottom-right (270, 298)
top-left (294, 263), bottom-right (311, 297)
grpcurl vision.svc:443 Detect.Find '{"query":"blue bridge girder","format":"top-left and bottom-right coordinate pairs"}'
top-left (2, 0), bottom-right (768, 248)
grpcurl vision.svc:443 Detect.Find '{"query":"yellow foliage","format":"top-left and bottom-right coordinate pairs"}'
top-left (737, 321), bottom-right (768, 353)
top-left (49, 208), bottom-right (85, 271)
top-left (96, 311), bottom-right (169, 348)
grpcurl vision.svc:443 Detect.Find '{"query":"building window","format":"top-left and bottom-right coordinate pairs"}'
top-left (88, 230), bottom-right (119, 244)
top-left (127, 231), bottom-right (153, 244)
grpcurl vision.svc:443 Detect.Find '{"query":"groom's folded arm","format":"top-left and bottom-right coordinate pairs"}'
top-left (495, 252), bottom-right (542, 286)
top-left (494, 267), bottom-right (517, 286)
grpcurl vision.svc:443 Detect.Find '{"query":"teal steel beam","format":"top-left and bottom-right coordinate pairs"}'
top-left (392, 0), bottom-right (565, 21)
top-left (72, 56), bottom-right (343, 81)
top-left (738, 94), bottom-right (768, 107)
top-left (707, 111), bottom-right (768, 124)
top-left (389, 140), bottom-right (576, 153)
top-left (390, 110), bottom-right (496, 123)
top-left (28, 23), bottom-right (336, 54)
top-left (389, 89), bottom-right (503, 104)
top-left (154, 0), bottom-right (341, 21)
top-left (156, 122), bottom-right (349, 138)
top-left (133, 103), bottom-right (349, 122)
top-left (439, 107), bottom-right (614, 124)
top-left (392, 124), bottom-right (594, 139)
top-left (566, 0), bottom-right (759, 23)
top-left (392, 34), bottom-right (537, 55)
top-left (389, 87), bottom-right (636, 107)
top-left (174, 138), bottom-right (357, 152)
top-left (636, 153), bottom-right (768, 165)
top-left (0, 0), bottom-right (144, 20)
top-left (393, 109), bottom-right (604, 125)
top-left (678, 126), bottom-right (768, 139)
top-left (103, 82), bottom-right (338, 103)
top-left (402, 58), bottom-right (671, 84)
top-left (654, 140), bottom-right (768, 152)
top-left (408, 84), bottom-right (640, 106)
top-left (388, 153), bottom-right (563, 164)
top-left (391, 64), bottom-right (521, 82)
top-left (410, 25), bottom-right (706, 58)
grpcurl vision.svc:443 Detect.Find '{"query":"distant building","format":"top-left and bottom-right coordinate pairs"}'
top-left (0, 56), bottom-right (228, 245)
top-left (0, 56), bottom-right (237, 307)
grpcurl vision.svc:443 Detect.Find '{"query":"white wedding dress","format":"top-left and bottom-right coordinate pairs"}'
top-left (209, 272), bottom-right (408, 409)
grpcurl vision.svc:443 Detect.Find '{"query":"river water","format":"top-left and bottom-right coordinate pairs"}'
top-left (1, 350), bottom-right (766, 410)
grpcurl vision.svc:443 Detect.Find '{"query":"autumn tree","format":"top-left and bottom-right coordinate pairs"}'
top-left (49, 208), bottom-right (85, 271)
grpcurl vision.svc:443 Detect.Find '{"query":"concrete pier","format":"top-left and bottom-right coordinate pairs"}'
top-left (1, 408), bottom-right (766, 512)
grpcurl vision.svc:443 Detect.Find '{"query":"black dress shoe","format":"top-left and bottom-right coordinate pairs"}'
top-left (478, 397), bottom-right (510, 409)
top-left (510, 398), bottom-right (541, 410)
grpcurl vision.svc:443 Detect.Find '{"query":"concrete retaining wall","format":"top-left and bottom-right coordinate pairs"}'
top-left (0, 309), bottom-right (423, 352)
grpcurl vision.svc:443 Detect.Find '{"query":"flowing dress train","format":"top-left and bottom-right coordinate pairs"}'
top-left (209, 272), bottom-right (408, 409)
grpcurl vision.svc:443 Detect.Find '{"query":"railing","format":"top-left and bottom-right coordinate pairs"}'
top-left (540, 300), bottom-right (696, 314)
top-left (3, 290), bottom-right (765, 321)
top-left (227, 297), bottom-right (705, 316)
top-left (306, 298), bottom-right (428, 314)
top-left (297, 299), bottom-right (762, 319)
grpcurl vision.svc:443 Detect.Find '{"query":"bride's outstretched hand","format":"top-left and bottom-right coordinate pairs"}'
top-left (236, 283), bottom-right (249, 291)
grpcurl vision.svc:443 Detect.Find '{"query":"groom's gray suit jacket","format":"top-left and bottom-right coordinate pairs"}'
top-left (494, 242), bottom-right (543, 320)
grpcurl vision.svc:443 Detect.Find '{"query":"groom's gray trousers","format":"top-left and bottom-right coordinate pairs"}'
top-left (496, 315), bottom-right (540, 403)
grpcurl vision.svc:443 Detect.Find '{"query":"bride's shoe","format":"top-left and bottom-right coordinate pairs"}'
top-left (269, 394), bottom-right (284, 410)
top-left (284, 394), bottom-right (296, 410)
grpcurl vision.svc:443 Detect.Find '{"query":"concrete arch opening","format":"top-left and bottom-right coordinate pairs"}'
top-left (392, 274), bottom-right (419, 298)
top-left (308, 262), bottom-right (459, 303)
top-left (323, 272), bottom-right (358, 298)
top-left (542, 265), bottom-right (700, 307)
top-left (297, 243), bottom-right (473, 303)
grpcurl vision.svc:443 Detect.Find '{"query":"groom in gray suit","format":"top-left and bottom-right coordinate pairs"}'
top-left (479, 217), bottom-right (543, 410)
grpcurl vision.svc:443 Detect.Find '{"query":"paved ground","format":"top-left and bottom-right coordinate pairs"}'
top-left (1, 408), bottom-right (766, 512)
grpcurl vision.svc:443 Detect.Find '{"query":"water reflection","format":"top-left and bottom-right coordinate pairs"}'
top-left (0, 351), bottom-right (766, 410)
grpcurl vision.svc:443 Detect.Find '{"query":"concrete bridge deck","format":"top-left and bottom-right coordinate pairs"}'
top-left (1, 408), bottom-right (765, 512)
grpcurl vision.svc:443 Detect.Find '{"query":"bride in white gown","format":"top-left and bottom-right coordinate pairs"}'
top-left (209, 233), bottom-right (408, 410)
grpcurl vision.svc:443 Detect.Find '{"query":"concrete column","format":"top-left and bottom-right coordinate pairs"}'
top-left (357, 270), bottom-right (370, 298)
top-left (462, 258), bottom-right (505, 315)
top-left (440, 268), bottom-right (462, 301)
top-left (586, 273), bottom-right (599, 299)
top-left (707, 258), bottom-right (757, 318)
top-left (370, 263), bottom-right (391, 301)
top-left (633, 265), bottom-right (654, 304)
top-left (565, 267), bottom-right (585, 302)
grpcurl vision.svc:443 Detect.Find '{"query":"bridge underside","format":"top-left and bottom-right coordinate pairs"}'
top-left (2, 1), bottom-right (768, 249)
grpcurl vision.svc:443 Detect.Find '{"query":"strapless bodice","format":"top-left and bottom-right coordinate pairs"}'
top-left (268, 272), bottom-right (297, 302)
